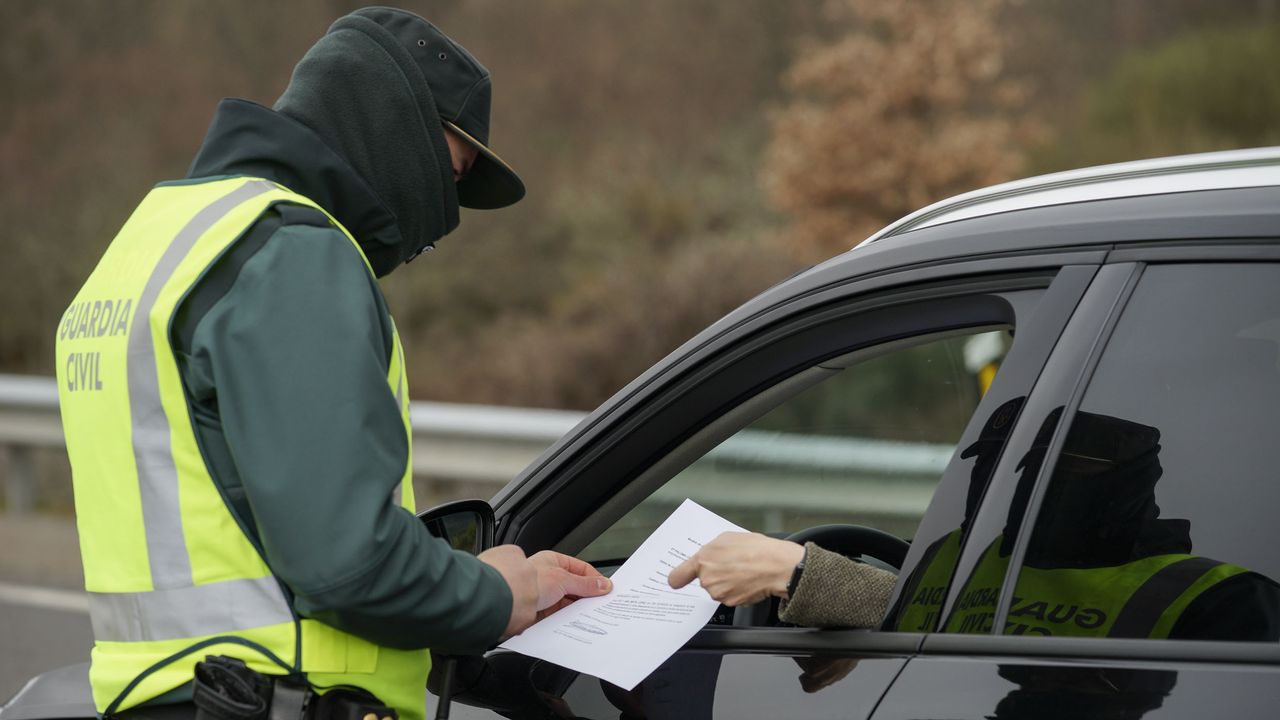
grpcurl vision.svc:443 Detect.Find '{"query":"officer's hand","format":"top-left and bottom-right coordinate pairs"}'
top-left (667, 532), bottom-right (804, 606)
top-left (529, 550), bottom-right (612, 621)
top-left (477, 544), bottom-right (539, 638)
top-left (479, 546), bottom-right (613, 637)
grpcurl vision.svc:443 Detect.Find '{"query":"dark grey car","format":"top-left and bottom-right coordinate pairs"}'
top-left (8, 148), bottom-right (1280, 719)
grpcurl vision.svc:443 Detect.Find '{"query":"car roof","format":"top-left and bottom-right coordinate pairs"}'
top-left (860, 146), bottom-right (1280, 246)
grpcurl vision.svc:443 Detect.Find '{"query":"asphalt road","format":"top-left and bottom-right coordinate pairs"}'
top-left (0, 516), bottom-right (90, 705)
top-left (0, 595), bottom-right (93, 704)
top-left (0, 590), bottom-right (490, 719)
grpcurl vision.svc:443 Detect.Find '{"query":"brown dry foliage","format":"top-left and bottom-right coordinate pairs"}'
top-left (765, 0), bottom-right (1044, 259)
top-left (4, 0), bottom-right (1273, 412)
top-left (0, 0), bottom-right (810, 409)
top-left (432, 232), bottom-right (795, 410)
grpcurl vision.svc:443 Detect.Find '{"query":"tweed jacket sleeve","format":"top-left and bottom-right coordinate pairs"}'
top-left (778, 542), bottom-right (899, 629)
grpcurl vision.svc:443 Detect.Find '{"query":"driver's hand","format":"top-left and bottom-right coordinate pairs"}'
top-left (668, 532), bottom-right (805, 606)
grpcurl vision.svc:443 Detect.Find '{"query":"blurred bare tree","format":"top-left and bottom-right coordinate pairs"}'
top-left (764, 0), bottom-right (1043, 259)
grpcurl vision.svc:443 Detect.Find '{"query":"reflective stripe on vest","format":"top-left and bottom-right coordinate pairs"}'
top-left (89, 575), bottom-right (290, 643)
top-left (941, 537), bottom-right (1247, 637)
top-left (57, 177), bottom-right (423, 718)
top-left (1108, 556), bottom-right (1245, 639)
top-left (126, 180), bottom-right (275, 590)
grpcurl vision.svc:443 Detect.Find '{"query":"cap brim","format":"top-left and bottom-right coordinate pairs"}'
top-left (445, 121), bottom-right (526, 210)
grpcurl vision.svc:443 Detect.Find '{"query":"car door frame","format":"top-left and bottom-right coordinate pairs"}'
top-left (463, 252), bottom-right (1100, 720)
top-left (489, 249), bottom-right (1106, 664)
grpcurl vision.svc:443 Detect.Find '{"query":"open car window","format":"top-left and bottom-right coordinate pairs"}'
top-left (580, 328), bottom-right (1013, 564)
top-left (472, 270), bottom-right (1095, 719)
top-left (515, 271), bottom-right (1096, 636)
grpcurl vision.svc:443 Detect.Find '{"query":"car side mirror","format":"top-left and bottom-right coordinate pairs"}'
top-left (417, 499), bottom-right (495, 555)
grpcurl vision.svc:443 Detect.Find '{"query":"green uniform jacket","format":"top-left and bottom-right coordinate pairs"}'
top-left (172, 97), bottom-right (511, 655)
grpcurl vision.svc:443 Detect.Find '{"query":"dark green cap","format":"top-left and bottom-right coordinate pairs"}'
top-left (349, 6), bottom-right (525, 209)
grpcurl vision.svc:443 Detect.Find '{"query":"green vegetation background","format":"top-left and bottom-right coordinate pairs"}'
top-left (3, 0), bottom-right (1279, 412)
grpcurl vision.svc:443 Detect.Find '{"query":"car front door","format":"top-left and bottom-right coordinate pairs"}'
top-left (458, 252), bottom-right (1101, 719)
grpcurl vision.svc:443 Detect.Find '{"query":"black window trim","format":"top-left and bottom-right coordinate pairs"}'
top-left (1107, 237), bottom-right (1280, 264)
top-left (684, 627), bottom-right (926, 656)
top-left (921, 632), bottom-right (1280, 665)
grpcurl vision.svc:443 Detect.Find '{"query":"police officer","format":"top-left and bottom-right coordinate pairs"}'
top-left (55, 8), bottom-right (609, 720)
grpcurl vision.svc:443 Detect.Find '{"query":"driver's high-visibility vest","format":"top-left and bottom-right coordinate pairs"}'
top-left (55, 177), bottom-right (427, 719)
top-left (903, 532), bottom-right (1249, 638)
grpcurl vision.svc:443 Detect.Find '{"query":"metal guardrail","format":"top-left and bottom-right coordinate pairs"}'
top-left (0, 374), bottom-right (591, 513)
top-left (0, 374), bottom-right (953, 520)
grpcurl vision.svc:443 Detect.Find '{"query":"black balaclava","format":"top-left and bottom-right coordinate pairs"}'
top-left (274, 13), bottom-right (459, 276)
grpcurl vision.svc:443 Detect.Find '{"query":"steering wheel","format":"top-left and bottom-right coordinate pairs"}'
top-left (731, 524), bottom-right (910, 627)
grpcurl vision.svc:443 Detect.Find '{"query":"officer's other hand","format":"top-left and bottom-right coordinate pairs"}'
top-left (667, 532), bottom-right (804, 606)
top-left (478, 544), bottom-right (539, 638)
top-left (529, 550), bottom-right (612, 621)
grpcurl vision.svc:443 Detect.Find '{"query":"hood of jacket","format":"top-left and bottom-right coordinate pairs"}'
top-left (188, 16), bottom-right (459, 277)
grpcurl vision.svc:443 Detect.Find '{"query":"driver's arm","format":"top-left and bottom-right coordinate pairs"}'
top-left (779, 543), bottom-right (896, 628)
top-left (669, 532), bottom-right (897, 628)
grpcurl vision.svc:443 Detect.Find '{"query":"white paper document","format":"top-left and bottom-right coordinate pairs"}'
top-left (499, 498), bottom-right (745, 690)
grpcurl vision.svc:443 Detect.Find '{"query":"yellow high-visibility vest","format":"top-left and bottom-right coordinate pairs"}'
top-left (55, 177), bottom-right (428, 719)
top-left (940, 537), bottom-right (1247, 638)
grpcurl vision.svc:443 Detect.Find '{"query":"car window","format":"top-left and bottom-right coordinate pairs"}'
top-left (963, 264), bottom-right (1280, 641)
top-left (580, 328), bottom-right (1012, 562)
